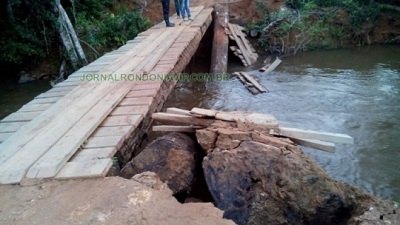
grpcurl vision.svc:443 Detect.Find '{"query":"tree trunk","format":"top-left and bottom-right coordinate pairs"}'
top-left (210, 4), bottom-right (229, 75)
top-left (55, 0), bottom-right (87, 69)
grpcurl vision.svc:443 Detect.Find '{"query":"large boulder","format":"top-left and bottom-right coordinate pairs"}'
top-left (198, 126), bottom-right (398, 225)
top-left (121, 133), bottom-right (198, 194)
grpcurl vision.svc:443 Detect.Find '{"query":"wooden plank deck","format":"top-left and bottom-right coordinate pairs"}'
top-left (0, 6), bottom-right (213, 185)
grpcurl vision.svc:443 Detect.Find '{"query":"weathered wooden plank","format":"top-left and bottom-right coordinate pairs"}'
top-left (26, 82), bottom-right (132, 179)
top-left (126, 89), bottom-right (158, 98)
top-left (292, 138), bottom-right (336, 153)
top-left (19, 103), bottom-right (52, 112)
top-left (92, 126), bottom-right (134, 137)
top-left (228, 23), bottom-right (252, 66)
top-left (84, 136), bottom-right (122, 149)
top-left (261, 58), bottom-right (282, 75)
top-left (27, 97), bottom-right (61, 104)
top-left (110, 105), bottom-right (149, 116)
top-left (152, 125), bottom-right (201, 132)
top-left (130, 82), bottom-right (162, 91)
top-left (101, 115), bottom-right (143, 127)
top-left (240, 72), bottom-right (267, 93)
top-left (0, 122), bottom-right (27, 133)
top-left (166, 107), bottom-right (191, 116)
top-left (278, 127), bottom-right (354, 144)
top-left (55, 158), bottom-right (112, 179)
top-left (152, 113), bottom-right (214, 126)
top-left (191, 107), bottom-right (217, 117)
top-left (35, 90), bottom-right (71, 99)
top-left (72, 147), bottom-right (116, 162)
top-left (0, 133), bottom-right (12, 143)
top-left (119, 97), bottom-right (153, 106)
top-left (22, 30), bottom-right (170, 181)
top-left (2, 111), bottom-right (41, 122)
top-left (210, 4), bottom-right (229, 74)
top-left (0, 26), bottom-right (164, 181)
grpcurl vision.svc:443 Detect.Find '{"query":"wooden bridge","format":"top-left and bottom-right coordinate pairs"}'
top-left (0, 6), bottom-right (213, 185)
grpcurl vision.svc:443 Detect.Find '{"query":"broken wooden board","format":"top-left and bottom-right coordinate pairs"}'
top-left (259, 58), bottom-right (282, 74)
top-left (278, 127), bottom-right (354, 144)
top-left (233, 72), bottom-right (267, 95)
top-left (292, 138), bottom-right (336, 153)
top-left (228, 23), bottom-right (258, 67)
top-left (240, 72), bottom-right (267, 93)
top-left (166, 107), bottom-right (192, 116)
top-left (152, 113), bottom-right (214, 127)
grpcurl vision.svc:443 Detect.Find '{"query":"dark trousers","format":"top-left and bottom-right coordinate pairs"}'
top-left (174, 0), bottom-right (181, 16)
top-left (161, 0), bottom-right (170, 21)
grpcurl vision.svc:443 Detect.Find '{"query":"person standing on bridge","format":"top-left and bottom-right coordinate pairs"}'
top-left (161, 0), bottom-right (175, 27)
top-left (174, 0), bottom-right (182, 19)
top-left (181, 0), bottom-right (191, 21)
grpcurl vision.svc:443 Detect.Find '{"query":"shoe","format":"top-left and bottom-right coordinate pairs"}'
top-left (188, 16), bottom-right (193, 20)
top-left (183, 17), bottom-right (188, 21)
top-left (166, 22), bottom-right (175, 27)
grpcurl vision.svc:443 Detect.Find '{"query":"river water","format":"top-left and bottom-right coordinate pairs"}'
top-left (0, 80), bottom-right (51, 120)
top-left (164, 45), bottom-right (400, 202)
top-left (0, 46), bottom-right (398, 202)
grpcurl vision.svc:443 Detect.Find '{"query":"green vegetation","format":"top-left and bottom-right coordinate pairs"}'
top-left (253, 0), bottom-right (391, 55)
top-left (0, 0), bottom-right (150, 77)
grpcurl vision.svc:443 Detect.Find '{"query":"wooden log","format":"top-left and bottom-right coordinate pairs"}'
top-left (152, 113), bottom-right (214, 127)
top-left (240, 72), bottom-right (267, 93)
top-left (152, 125), bottom-right (202, 132)
top-left (233, 72), bottom-right (259, 95)
top-left (166, 107), bottom-right (192, 116)
top-left (190, 107), bottom-right (217, 117)
top-left (210, 4), bottom-right (229, 74)
top-left (278, 127), bottom-right (354, 144)
top-left (260, 58), bottom-right (282, 75)
top-left (292, 138), bottom-right (336, 153)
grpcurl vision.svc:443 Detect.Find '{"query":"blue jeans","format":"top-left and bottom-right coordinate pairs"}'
top-left (174, 0), bottom-right (181, 16)
top-left (180, 0), bottom-right (191, 18)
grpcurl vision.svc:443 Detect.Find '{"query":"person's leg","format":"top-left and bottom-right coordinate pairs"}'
top-left (162, 0), bottom-right (174, 27)
top-left (186, 0), bottom-right (191, 18)
top-left (174, 0), bottom-right (180, 17)
top-left (180, 0), bottom-right (186, 18)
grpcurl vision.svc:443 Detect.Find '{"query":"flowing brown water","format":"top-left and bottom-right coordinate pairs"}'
top-left (164, 45), bottom-right (400, 202)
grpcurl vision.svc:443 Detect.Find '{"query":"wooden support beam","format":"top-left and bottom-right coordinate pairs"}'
top-left (152, 125), bottom-right (202, 132)
top-left (210, 4), bottom-right (229, 74)
top-left (152, 113), bottom-right (214, 127)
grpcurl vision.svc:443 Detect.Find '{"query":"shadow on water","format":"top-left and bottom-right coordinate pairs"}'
top-left (0, 80), bottom-right (51, 120)
top-left (164, 45), bottom-right (400, 202)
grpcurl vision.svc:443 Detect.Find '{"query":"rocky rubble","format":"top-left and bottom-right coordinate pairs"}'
top-left (197, 122), bottom-right (399, 225)
top-left (121, 132), bottom-right (198, 194)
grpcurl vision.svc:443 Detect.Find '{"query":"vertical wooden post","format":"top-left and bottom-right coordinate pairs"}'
top-left (210, 4), bottom-right (229, 75)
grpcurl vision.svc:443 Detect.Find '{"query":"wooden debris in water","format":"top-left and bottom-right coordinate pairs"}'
top-left (152, 107), bottom-right (355, 153)
top-left (259, 58), bottom-right (282, 74)
top-left (232, 72), bottom-right (268, 95)
top-left (228, 23), bottom-right (258, 67)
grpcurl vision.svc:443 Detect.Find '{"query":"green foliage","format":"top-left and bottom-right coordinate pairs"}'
top-left (254, 0), bottom-right (384, 54)
top-left (0, 0), bottom-right (150, 75)
top-left (77, 9), bottom-right (150, 50)
top-left (0, 0), bottom-right (56, 65)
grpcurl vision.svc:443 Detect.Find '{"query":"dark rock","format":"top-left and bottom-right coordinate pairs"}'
top-left (202, 140), bottom-right (381, 225)
top-left (121, 132), bottom-right (197, 194)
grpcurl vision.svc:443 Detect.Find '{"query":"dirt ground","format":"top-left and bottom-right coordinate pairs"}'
top-left (0, 176), bottom-right (234, 225)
